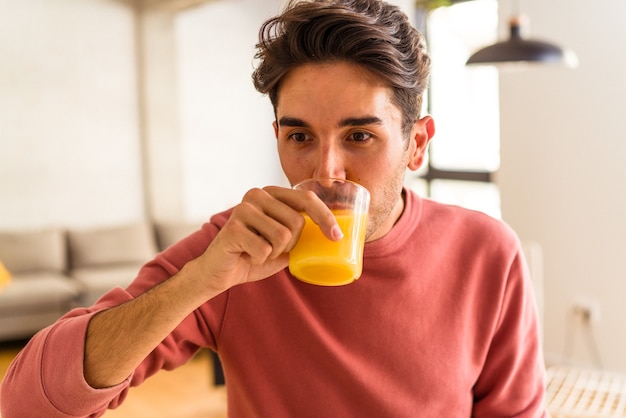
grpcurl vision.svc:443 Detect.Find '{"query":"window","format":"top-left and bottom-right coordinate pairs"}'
top-left (406, 0), bottom-right (501, 219)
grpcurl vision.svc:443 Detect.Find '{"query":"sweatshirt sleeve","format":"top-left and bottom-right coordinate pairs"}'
top-left (472, 246), bottom-right (549, 417)
top-left (0, 285), bottom-right (223, 417)
top-left (0, 293), bottom-right (134, 417)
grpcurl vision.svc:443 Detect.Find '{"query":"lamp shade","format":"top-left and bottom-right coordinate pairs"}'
top-left (466, 17), bottom-right (577, 68)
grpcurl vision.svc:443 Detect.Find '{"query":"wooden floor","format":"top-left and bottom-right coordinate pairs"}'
top-left (0, 340), bottom-right (227, 418)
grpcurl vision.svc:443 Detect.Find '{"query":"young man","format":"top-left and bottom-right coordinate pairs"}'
top-left (1, 0), bottom-right (548, 416)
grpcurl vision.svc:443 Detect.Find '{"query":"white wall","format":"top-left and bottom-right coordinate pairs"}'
top-left (175, 0), bottom-right (285, 220)
top-left (0, 0), bottom-right (144, 229)
top-left (497, 0), bottom-right (626, 372)
top-left (0, 0), bottom-right (289, 228)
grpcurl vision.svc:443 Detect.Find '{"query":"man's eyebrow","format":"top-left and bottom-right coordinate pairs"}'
top-left (278, 117), bottom-right (308, 127)
top-left (339, 116), bottom-right (383, 127)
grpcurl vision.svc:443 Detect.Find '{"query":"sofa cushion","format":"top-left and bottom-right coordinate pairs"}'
top-left (0, 272), bottom-right (78, 313)
top-left (68, 223), bottom-right (157, 269)
top-left (154, 221), bottom-right (201, 251)
top-left (0, 229), bottom-right (67, 274)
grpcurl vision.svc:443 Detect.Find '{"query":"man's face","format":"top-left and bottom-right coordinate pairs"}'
top-left (273, 61), bottom-right (430, 241)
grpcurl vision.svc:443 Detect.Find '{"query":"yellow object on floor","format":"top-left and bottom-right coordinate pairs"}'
top-left (0, 261), bottom-right (11, 290)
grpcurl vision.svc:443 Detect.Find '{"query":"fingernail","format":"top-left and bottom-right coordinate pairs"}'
top-left (332, 225), bottom-right (344, 240)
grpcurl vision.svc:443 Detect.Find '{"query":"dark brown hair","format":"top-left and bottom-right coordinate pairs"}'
top-left (252, 0), bottom-right (430, 137)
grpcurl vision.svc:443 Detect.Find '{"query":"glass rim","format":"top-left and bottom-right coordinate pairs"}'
top-left (292, 177), bottom-right (368, 192)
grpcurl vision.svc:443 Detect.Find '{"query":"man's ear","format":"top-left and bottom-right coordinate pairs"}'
top-left (407, 115), bottom-right (435, 171)
top-left (273, 120), bottom-right (279, 139)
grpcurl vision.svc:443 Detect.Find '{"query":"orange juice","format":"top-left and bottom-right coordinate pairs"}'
top-left (289, 210), bottom-right (368, 286)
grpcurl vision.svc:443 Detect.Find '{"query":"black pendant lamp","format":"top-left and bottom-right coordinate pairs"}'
top-left (466, 16), bottom-right (578, 68)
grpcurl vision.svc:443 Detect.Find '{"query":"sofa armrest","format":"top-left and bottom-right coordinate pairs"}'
top-left (154, 221), bottom-right (201, 251)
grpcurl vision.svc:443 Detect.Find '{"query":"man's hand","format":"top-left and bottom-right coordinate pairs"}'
top-left (196, 185), bottom-right (342, 292)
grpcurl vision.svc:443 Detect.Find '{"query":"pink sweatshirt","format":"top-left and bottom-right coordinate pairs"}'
top-left (1, 190), bottom-right (548, 417)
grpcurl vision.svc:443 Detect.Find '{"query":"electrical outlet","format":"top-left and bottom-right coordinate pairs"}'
top-left (571, 297), bottom-right (601, 324)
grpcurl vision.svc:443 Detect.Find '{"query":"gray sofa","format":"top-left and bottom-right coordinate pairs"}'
top-left (0, 221), bottom-right (199, 342)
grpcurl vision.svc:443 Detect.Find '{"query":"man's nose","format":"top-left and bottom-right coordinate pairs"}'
top-left (312, 142), bottom-right (346, 179)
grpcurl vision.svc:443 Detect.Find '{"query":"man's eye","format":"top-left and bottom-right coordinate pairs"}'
top-left (349, 131), bottom-right (371, 142)
top-left (288, 132), bottom-right (308, 142)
